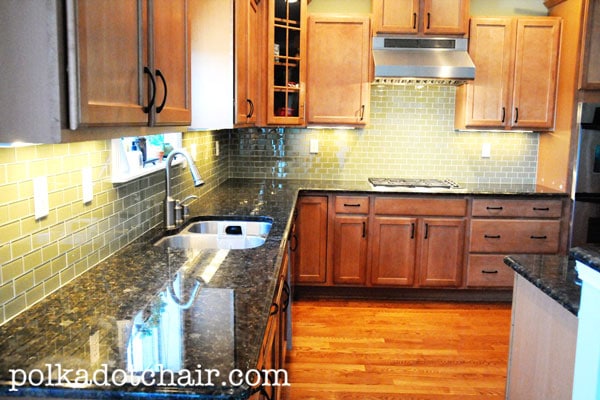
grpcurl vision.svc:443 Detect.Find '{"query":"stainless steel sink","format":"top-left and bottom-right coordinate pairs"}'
top-left (154, 217), bottom-right (273, 250)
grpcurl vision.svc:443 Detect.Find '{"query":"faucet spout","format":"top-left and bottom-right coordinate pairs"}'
top-left (164, 149), bottom-right (204, 230)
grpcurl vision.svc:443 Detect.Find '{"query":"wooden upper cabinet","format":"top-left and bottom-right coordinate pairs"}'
top-left (76, 0), bottom-right (190, 128)
top-left (152, 0), bottom-right (191, 126)
top-left (75, 0), bottom-right (149, 127)
top-left (307, 16), bottom-right (370, 126)
top-left (455, 17), bottom-right (561, 131)
top-left (580, 0), bottom-right (600, 89)
top-left (235, 0), bottom-right (261, 125)
top-left (372, 0), bottom-right (469, 36)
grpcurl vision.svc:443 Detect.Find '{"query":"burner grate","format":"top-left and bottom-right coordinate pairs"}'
top-left (368, 178), bottom-right (459, 189)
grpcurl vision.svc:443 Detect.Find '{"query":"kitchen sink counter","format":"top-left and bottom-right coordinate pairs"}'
top-left (0, 178), bottom-right (568, 399)
top-left (503, 254), bottom-right (581, 315)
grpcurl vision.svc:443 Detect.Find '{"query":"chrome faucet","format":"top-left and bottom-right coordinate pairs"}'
top-left (164, 149), bottom-right (204, 230)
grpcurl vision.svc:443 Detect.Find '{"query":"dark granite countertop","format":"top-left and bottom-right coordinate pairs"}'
top-left (0, 178), bottom-right (568, 398)
top-left (570, 244), bottom-right (600, 273)
top-left (503, 254), bottom-right (581, 316)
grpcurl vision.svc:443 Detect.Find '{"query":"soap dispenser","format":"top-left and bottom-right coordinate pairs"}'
top-left (127, 140), bottom-right (143, 172)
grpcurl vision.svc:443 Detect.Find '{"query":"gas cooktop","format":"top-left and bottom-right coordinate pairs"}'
top-left (368, 177), bottom-right (460, 189)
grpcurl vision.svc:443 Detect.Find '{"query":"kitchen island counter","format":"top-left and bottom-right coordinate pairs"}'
top-left (0, 178), bottom-right (568, 399)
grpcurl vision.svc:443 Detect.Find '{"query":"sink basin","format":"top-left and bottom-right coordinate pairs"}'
top-left (154, 216), bottom-right (273, 250)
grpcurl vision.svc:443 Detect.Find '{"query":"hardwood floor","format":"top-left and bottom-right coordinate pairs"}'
top-left (284, 299), bottom-right (512, 399)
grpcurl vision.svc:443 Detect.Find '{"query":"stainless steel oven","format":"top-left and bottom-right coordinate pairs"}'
top-left (571, 103), bottom-right (600, 247)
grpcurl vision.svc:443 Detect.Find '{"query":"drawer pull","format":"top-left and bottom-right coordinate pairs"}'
top-left (533, 207), bottom-right (550, 211)
top-left (484, 234), bottom-right (501, 239)
top-left (530, 235), bottom-right (548, 240)
top-left (343, 203), bottom-right (361, 207)
top-left (481, 269), bottom-right (499, 274)
top-left (486, 206), bottom-right (504, 210)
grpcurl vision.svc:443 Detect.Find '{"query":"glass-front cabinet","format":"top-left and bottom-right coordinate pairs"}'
top-left (267, 0), bottom-right (307, 125)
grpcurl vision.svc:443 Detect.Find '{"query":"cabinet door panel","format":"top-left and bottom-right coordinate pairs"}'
top-left (512, 18), bottom-right (561, 129)
top-left (235, 0), bottom-right (260, 125)
top-left (372, 0), bottom-right (419, 34)
top-left (332, 216), bottom-right (368, 285)
top-left (423, 0), bottom-right (469, 35)
top-left (418, 218), bottom-right (464, 287)
top-left (152, 0), bottom-right (190, 125)
top-left (461, 18), bottom-right (514, 128)
top-left (76, 0), bottom-right (148, 126)
top-left (371, 217), bottom-right (417, 286)
top-left (307, 16), bottom-right (370, 125)
top-left (294, 196), bottom-right (328, 284)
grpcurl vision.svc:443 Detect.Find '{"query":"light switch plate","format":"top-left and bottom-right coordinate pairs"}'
top-left (33, 176), bottom-right (49, 220)
top-left (481, 143), bottom-right (491, 158)
top-left (82, 167), bottom-right (93, 204)
top-left (310, 139), bottom-right (319, 154)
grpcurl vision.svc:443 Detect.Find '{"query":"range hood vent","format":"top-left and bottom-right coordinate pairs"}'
top-left (373, 37), bottom-right (475, 86)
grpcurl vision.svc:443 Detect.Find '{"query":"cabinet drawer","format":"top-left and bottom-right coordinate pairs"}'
top-left (470, 220), bottom-right (560, 253)
top-left (472, 199), bottom-right (563, 218)
top-left (467, 255), bottom-right (514, 287)
top-left (335, 196), bottom-right (369, 214)
top-left (374, 197), bottom-right (467, 216)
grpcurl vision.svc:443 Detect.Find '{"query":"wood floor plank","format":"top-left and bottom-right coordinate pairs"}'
top-left (284, 299), bottom-right (511, 399)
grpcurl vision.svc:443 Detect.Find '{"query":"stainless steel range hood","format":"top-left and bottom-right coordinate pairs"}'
top-left (372, 37), bottom-right (475, 85)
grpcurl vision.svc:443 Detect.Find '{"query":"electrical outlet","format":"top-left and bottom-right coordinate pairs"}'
top-left (481, 143), bottom-right (491, 158)
top-left (215, 141), bottom-right (220, 157)
top-left (33, 176), bottom-right (49, 220)
top-left (310, 139), bottom-right (319, 154)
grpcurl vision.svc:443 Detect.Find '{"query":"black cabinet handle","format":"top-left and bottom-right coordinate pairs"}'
top-left (533, 207), bottom-right (550, 211)
top-left (270, 302), bottom-right (279, 316)
top-left (426, 12), bottom-right (431, 29)
top-left (290, 234), bottom-right (298, 252)
top-left (282, 281), bottom-right (291, 312)
top-left (530, 235), bottom-right (548, 240)
top-left (484, 234), bottom-right (501, 239)
top-left (344, 203), bottom-right (361, 207)
top-left (362, 221), bottom-right (366, 238)
top-left (514, 107), bottom-right (519, 123)
top-left (410, 222), bottom-right (415, 239)
top-left (486, 206), bottom-right (503, 211)
top-left (412, 13), bottom-right (417, 29)
top-left (155, 69), bottom-right (168, 113)
top-left (481, 269), bottom-right (499, 274)
top-left (424, 223), bottom-right (429, 239)
top-left (246, 99), bottom-right (254, 118)
top-left (501, 107), bottom-right (506, 123)
top-left (360, 105), bottom-right (365, 121)
top-left (143, 66), bottom-right (156, 113)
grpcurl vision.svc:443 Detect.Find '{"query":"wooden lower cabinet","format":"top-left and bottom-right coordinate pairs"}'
top-left (370, 217), bottom-right (417, 286)
top-left (418, 218), bottom-right (465, 287)
top-left (293, 196), bottom-right (328, 284)
top-left (332, 215), bottom-right (369, 284)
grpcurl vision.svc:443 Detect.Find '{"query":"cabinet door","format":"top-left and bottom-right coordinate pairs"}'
top-left (76, 0), bottom-right (149, 126)
top-left (423, 0), bottom-right (469, 35)
top-left (307, 16), bottom-right (370, 125)
top-left (267, 0), bottom-right (307, 125)
top-left (152, 0), bottom-right (191, 125)
top-left (418, 218), bottom-right (465, 287)
top-left (372, 0), bottom-right (419, 34)
top-left (370, 217), bottom-right (417, 286)
top-left (580, 0), bottom-right (600, 89)
top-left (456, 18), bottom-right (514, 128)
top-left (235, 0), bottom-right (260, 125)
top-left (332, 215), bottom-right (368, 285)
top-left (294, 196), bottom-right (328, 284)
top-left (511, 18), bottom-right (561, 130)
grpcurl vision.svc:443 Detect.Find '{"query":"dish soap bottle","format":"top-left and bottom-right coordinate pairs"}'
top-left (127, 140), bottom-right (144, 172)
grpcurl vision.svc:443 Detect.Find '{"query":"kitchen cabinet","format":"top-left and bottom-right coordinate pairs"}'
top-left (372, 0), bottom-right (469, 36)
top-left (265, 0), bottom-right (307, 126)
top-left (455, 17), bottom-right (561, 131)
top-left (0, 0), bottom-right (190, 144)
top-left (306, 16), bottom-right (370, 126)
top-left (189, 0), bottom-right (262, 129)
top-left (331, 196), bottom-right (370, 285)
top-left (372, 197), bottom-right (466, 288)
top-left (467, 198), bottom-right (564, 288)
top-left (580, 0), bottom-right (600, 89)
top-left (293, 196), bottom-right (328, 284)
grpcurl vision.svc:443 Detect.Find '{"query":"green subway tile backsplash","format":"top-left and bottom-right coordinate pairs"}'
top-left (0, 130), bottom-right (228, 324)
top-left (230, 85), bottom-right (538, 184)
